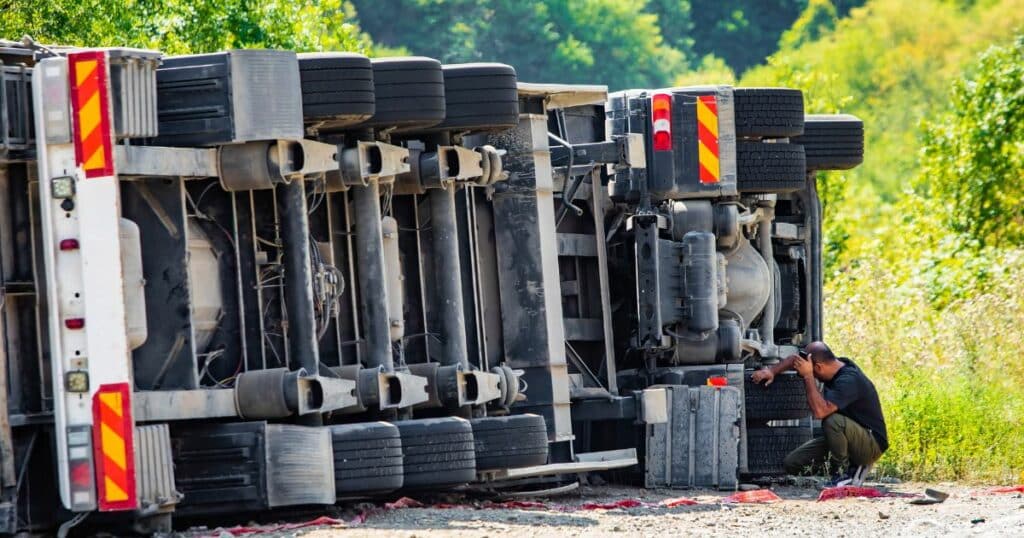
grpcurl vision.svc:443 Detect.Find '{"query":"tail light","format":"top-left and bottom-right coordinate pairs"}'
top-left (67, 426), bottom-right (96, 510)
top-left (651, 92), bottom-right (672, 151)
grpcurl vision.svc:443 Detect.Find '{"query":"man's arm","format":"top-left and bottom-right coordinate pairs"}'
top-left (793, 357), bottom-right (838, 419)
top-left (751, 354), bottom-right (799, 385)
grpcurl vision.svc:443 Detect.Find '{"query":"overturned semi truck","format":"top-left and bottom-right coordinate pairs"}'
top-left (0, 40), bottom-right (862, 533)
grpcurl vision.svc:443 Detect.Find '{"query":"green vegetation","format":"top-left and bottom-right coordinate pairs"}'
top-left (3, 0), bottom-right (1022, 483)
top-left (0, 0), bottom-right (374, 54)
top-left (745, 0), bottom-right (1024, 482)
top-left (349, 0), bottom-right (843, 88)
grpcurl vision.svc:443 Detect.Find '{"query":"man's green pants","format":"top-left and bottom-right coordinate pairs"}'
top-left (783, 413), bottom-right (882, 475)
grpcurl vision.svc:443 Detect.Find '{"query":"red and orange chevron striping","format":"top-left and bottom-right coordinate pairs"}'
top-left (68, 51), bottom-right (115, 178)
top-left (696, 95), bottom-right (720, 184)
top-left (92, 383), bottom-right (137, 511)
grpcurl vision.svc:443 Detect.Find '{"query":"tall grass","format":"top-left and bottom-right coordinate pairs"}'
top-left (826, 250), bottom-right (1024, 482)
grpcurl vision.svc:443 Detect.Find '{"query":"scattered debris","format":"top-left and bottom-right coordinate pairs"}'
top-left (989, 486), bottom-right (1024, 495)
top-left (580, 499), bottom-right (644, 510)
top-left (660, 497), bottom-right (699, 507)
top-left (197, 516), bottom-right (346, 537)
top-left (818, 486), bottom-right (917, 502)
top-left (971, 517), bottom-right (986, 524)
top-left (722, 490), bottom-right (782, 504)
top-left (908, 488), bottom-right (950, 505)
top-left (878, 511), bottom-right (890, 519)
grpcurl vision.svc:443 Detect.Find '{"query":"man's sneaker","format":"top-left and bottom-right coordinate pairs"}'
top-left (824, 469), bottom-right (855, 488)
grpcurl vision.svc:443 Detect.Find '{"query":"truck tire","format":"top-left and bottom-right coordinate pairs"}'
top-left (396, 417), bottom-right (476, 489)
top-left (736, 141), bottom-right (807, 193)
top-left (744, 371), bottom-right (811, 420)
top-left (733, 88), bottom-right (805, 138)
top-left (471, 414), bottom-right (549, 471)
top-left (432, 63), bottom-right (519, 132)
top-left (793, 114), bottom-right (864, 170)
top-left (298, 52), bottom-right (375, 131)
top-left (746, 426), bottom-right (813, 475)
top-left (364, 57), bottom-right (445, 131)
top-left (330, 422), bottom-right (404, 496)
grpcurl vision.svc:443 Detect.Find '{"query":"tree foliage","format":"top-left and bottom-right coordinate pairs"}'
top-left (0, 0), bottom-right (373, 54)
top-left (919, 37), bottom-right (1024, 249)
top-left (351, 0), bottom-right (688, 89)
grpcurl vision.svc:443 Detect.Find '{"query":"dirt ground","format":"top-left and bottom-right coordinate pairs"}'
top-left (186, 482), bottom-right (1024, 537)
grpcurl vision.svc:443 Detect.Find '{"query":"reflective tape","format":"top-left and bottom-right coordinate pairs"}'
top-left (696, 95), bottom-right (720, 183)
top-left (68, 51), bottom-right (115, 178)
top-left (92, 383), bottom-right (137, 511)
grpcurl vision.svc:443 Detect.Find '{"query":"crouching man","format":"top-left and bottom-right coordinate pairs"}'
top-left (751, 341), bottom-right (888, 485)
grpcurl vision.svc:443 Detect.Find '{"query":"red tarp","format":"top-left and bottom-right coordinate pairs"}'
top-left (722, 489), bottom-right (782, 503)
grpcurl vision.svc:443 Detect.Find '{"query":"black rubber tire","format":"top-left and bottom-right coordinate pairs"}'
top-left (396, 417), bottom-right (476, 489)
top-left (775, 260), bottom-right (803, 336)
top-left (363, 57), bottom-right (446, 131)
top-left (745, 371), bottom-right (811, 421)
top-left (330, 421), bottom-right (403, 495)
top-left (745, 426), bottom-right (814, 475)
top-left (733, 88), bottom-right (805, 138)
top-left (298, 52), bottom-right (375, 130)
top-left (470, 414), bottom-right (549, 471)
top-left (736, 141), bottom-right (807, 193)
top-left (431, 63), bottom-right (519, 132)
top-left (793, 114), bottom-right (864, 170)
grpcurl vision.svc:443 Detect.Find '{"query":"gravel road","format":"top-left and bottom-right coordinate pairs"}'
top-left (186, 482), bottom-right (1024, 537)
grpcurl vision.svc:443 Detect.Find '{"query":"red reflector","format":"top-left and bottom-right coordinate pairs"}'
top-left (70, 460), bottom-right (92, 487)
top-left (60, 238), bottom-right (80, 251)
top-left (651, 93), bottom-right (672, 151)
top-left (65, 318), bottom-right (85, 329)
top-left (707, 376), bottom-right (728, 387)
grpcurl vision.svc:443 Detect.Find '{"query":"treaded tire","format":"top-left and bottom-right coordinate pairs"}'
top-left (396, 417), bottom-right (476, 489)
top-left (431, 63), bottom-right (519, 132)
top-left (363, 57), bottom-right (445, 131)
top-left (298, 52), bottom-right (374, 131)
top-left (737, 141), bottom-right (807, 193)
top-left (745, 371), bottom-right (811, 421)
top-left (746, 426), bottom-right (813, 475)
top-left (471, 414), bottom-right (549, 471)
top-left (733, 88), bottom-right (805, 138)
top-left (793, 114), bottom-right (864, 170)
top-left (330, 421), bottom-right (403, 495)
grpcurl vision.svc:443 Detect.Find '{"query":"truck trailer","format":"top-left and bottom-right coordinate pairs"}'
top-left (0, 40), bottom-right (863, 533)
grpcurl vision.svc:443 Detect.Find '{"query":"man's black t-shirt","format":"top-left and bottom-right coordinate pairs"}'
top-left (822, 358), bottom-right (888, 452)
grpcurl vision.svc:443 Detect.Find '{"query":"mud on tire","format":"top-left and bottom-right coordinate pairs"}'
top-left (471, 414), bottom-right (549, 471)
top-left (431, 63), bottom-right (519, 133)
top-left (733, 88), bottom-right (805, 138)
top-left (746, 425), bottom-right (814, 475)
top-left (793, 114), bottom-right (864, 171)
top-left (745, 371), bottom-right (811, 421)
top-left (298, 52), bottom-right (375, 132)
top-left (330, 421), bottom-right (404, 496)
top-left (736, 141), bottom-right (807, 193)
top-left (396, 417), bottom-right (476, 489)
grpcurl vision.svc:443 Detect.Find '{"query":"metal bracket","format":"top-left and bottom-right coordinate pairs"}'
top-left (302, 374), bottom-right (359, 414)
top-left (277, 138), bottom-right (341, 179)
top-left (550, 133), bottom-right (646, 170)
top-left (440, 145), bottom-right (485, 182)
top-left (378, 370), bottom-right (430, 409)
top-left (339, 141), bottom-right (410, 187)
top-left (459, 370), bottom-right (503, 406)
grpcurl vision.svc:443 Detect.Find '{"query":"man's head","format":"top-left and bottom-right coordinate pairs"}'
top-left (804, 341), bottom-right (843, 381)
